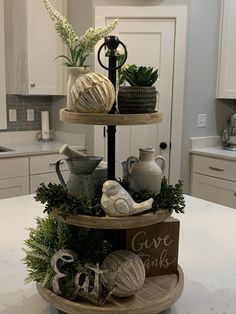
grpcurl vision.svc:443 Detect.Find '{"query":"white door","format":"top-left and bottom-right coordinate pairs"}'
top-left (95, 18), bottom-right (175, 179)
top-left (94, 5), bottom-right (187, 184)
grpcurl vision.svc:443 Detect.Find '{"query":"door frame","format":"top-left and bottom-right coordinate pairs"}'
top-left (94, 5), bottom-right (187, 184)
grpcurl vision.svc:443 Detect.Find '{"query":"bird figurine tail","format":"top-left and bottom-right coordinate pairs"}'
top-left (132, 198), bottom-right (154, 214)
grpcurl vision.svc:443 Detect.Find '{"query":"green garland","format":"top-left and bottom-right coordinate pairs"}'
top-left (35, 177), bottom-right (185, 218)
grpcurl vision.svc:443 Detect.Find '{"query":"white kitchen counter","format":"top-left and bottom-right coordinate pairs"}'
top-left (0, 194), bottom-right (235, 314)
top-left (0, 141), bottom-right (85, 158)
top-left (0, 130), bottom-right (86, 158)
top-left (190, 146), bottom-right (236, 161)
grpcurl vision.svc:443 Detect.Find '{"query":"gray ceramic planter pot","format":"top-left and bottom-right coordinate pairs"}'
top-left (117, 86), bottom-right (157, 114)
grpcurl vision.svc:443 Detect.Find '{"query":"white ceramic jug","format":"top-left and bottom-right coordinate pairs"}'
top-left (127, 148), bottom-right (165, 195)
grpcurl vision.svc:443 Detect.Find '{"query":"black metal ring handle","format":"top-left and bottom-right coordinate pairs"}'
top-left (97, 39), bottom-right (128, 71)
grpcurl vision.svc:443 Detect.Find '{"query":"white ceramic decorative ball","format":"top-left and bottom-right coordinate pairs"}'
top-left (70, 72), bottom-right (115, 113)
top-left (101, 250), bottom-right (145, 297)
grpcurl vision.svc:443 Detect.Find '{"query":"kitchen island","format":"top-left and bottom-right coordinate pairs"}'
top-left (0, 194), bottom-right (235, 314)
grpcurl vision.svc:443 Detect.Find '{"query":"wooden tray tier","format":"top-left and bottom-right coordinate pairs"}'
top-left (59, 109), bottom-right (162, 125)
top-left (37, 266), bottom-right (184, 314)
top-left (50, 209), bottom-right (171, 229)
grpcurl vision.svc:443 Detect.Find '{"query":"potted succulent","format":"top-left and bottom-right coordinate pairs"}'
top-left (118, 65), bottom-right (159, 114)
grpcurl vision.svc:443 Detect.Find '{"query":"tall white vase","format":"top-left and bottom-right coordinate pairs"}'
top-left (67, 67), bottom-right (89, 111)
top-left (127, 148), bottom-right (165, 195)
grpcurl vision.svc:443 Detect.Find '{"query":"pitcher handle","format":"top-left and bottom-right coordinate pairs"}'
top-left (222, 129), bottom-right (229, 142)
top-left (155, 155), bottom-right (165, 172)
top-left (127, 156), bottom-right (138, 175)
top-left (55, 159), bottom-right (66, 188)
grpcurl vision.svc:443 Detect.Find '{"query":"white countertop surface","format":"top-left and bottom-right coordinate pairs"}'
top-left (190, 146), bottom-right (236, 160)
top-left (0, 194), bottom-right (235, 314)
top-left (0, 141), bottom-right (85, 158)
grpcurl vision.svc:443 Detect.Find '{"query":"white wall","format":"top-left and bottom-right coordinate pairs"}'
top-left (52, 0), bottom-right (94, 154)
top-left (181, 0), bottom-right (226, 192)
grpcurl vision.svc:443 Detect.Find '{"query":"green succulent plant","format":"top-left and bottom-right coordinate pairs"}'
top-left (123, 65), bottom-right (159, 87)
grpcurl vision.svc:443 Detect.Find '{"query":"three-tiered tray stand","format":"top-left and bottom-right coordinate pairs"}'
top-left (37, 109), bottom-right (184, 314)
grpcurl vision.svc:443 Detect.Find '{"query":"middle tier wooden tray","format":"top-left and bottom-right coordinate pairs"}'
top-left (59, 108), bottom-right (162, 125)
top-left (50, 209), bottom-right (171, 229)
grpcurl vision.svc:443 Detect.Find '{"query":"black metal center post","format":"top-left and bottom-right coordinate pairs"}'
top-left (97, 36), bottom-right (127, 180)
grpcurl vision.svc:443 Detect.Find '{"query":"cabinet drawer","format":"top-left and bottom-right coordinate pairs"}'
top-left (0, 177), bottom-right (29, 199)
top-left (30, 171), bottom-right (69, 193)
top-left (0, 157), bottom-right (29, 179)
top-left (30, 154), bottom-right (68, 175)
top-left (191, 173), bottom-right (236, 209)
top-left (192, 155), bottom-right (236, 182)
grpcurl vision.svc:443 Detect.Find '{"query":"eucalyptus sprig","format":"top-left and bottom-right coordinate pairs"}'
top-left (23, 216), bottom-right (111, 290)
top-left (43, 0), bottom-right (118, 67)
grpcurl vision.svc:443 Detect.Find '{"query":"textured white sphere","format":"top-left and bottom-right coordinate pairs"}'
top-left (70, 72), bottom-right (115, 113)
top-left (101, 250), bottom-right (145, 297)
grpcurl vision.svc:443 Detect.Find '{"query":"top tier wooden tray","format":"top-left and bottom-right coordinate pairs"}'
top-left (59, 108), bottom-right (162, 125)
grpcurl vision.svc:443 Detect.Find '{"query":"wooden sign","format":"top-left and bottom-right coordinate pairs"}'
top-left (126, 218), bottom-right (180, 277)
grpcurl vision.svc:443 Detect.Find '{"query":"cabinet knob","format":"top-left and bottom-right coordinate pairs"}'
top-left (30, 83), bottom-right (36, 88)
top-left (159, 142), bottom-right (167, 150)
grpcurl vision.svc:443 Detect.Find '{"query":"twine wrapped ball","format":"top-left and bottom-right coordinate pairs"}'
top-left (101, 250), bottom-right (145, 297)
top-left (70, 72), bottom-right (115, 113)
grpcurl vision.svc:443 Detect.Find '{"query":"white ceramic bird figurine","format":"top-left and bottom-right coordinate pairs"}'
top-left (101, 180), bottom-right (154, 217)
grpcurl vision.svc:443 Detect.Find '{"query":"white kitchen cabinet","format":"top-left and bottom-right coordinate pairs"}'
top-left (0, 0), bottom-right (7, 129)
top-left (4, 0), bottom-right (67, 95)
top-left (216, 0), bottom-right (236, 98)
top-left (29, 153), bottom-right (69, 193)
top-left (0, 153), bottom-right (70, 198)
top-left (0, 177), bottom-right (29, 199)
top-left (0, 157), bottom-right (29, 199)
top-left (190, 154), bottom-right (236, 209)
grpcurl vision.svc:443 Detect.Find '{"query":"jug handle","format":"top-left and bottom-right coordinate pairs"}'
top-left (127, 156), bottom-right (138, 175)
top-left (55, 159), bottom-right (66, 188)
top-left (155, 155), bottom-right (165, 172)
top-left (222, 129), bottom-right (229, 142)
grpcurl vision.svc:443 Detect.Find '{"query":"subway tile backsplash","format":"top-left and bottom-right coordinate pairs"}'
top-left (1, 95), bottom-right (52, 132)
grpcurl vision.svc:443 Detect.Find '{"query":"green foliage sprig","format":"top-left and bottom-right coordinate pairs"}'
top-left (35, 178), bottom-right (184, 220)
top-left (23, 216), bottom-right (111, 289)
top-left (35, 183), bottom-right (104, 218)
top-left (118, 177), bottom-right (185, 214)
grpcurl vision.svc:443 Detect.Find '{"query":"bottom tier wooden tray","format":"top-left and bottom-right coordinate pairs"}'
top-left (37, 266), bottom-right (184, 314)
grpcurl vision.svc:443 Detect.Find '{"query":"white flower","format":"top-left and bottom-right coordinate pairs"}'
top-left (43, 0), bottom-right (118, 67)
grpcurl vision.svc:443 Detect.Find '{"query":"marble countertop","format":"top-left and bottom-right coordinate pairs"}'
top-left (0, 141), bottom-right (85, 158)
top-left (0, 194), bottom-right (236, 314)
top-left (190, 146), bottom-right (236, 160)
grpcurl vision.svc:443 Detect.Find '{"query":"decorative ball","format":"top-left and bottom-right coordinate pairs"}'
top-left (70, 72), bottom-right (115, 113)
top-left (101, 250), bottom-right (145, 297)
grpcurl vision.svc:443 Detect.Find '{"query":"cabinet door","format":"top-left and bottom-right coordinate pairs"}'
top-left (217, 0), bottom-right (236, 98)
top-left (0, 177), bottom-right (29, 199)
top-left (5, 0), bottom-right (66, 95)
top-left (191, 173), bottom-right (236, 209)
top-left (0, 0), bottom-right (7, 129)
top-left (26, 0), bottom-right (66, 95)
